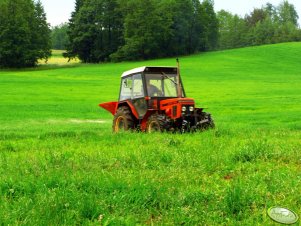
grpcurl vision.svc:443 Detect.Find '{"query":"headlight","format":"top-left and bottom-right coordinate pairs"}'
top-left (182, 106), bottom-right (186, 112)
top-left (189, 106), bottom-right (194, 112)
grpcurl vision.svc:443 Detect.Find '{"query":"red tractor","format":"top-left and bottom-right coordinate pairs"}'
top-left (99, 62), bottom-right (214, 132)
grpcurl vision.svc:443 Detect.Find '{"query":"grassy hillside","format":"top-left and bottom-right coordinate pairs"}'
top-left (0, 43), bottom-right (300, 225)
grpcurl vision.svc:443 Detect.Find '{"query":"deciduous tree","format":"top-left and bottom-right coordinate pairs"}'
top-left (0, 0), bottom-right (51, 68)
top-left (51, 23), bottom-right (69, 50)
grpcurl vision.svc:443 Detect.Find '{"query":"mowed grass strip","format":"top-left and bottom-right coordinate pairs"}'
top-left (0, 43), bottom-right (301, 225)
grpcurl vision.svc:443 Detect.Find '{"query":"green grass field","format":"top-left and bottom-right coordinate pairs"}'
top-left (0, 43), bottom-right (301, 225)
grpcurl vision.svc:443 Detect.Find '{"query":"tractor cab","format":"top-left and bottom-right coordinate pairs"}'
top-left (119, 67), bottom-right (185, 118)
top-left (120, 66), bottom-right (184, 99)
top-left (99, 65), bottom-right (214, 133)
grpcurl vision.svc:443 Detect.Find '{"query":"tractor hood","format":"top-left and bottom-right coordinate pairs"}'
top-left (160, 98), bottom-right (195, 107)
top-left (159, 98), bottom-right (195, 119)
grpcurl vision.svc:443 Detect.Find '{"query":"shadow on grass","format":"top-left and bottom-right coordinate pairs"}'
top-left (0, 63), bottom-right (83, 72)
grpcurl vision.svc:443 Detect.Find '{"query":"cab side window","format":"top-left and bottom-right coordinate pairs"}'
top-left (120, 77), bottom-right (132, 101)
top-left (120, 74), bottom-right (144, 101)
top-left (132, 74), bottom-right (144, 98)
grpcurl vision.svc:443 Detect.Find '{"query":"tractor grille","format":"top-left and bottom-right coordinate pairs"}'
top-left (172, 106), bottom-right (177, 117)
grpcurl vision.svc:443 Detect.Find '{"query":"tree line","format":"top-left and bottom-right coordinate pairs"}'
top-left (217, 1), bottom-right (301, 50)
top-left (64, 0), bottom-right (218, 63)
top-left (1, 0), bottom-right (300, 68)
top-left (0, 0), bottom-right (51, 68)
top-left (62, 0), bottom-right (300, 63)
top-left (51, 23), bottom-right (69, 50)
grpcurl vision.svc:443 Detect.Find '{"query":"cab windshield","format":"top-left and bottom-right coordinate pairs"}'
top-left (145, 73), bottom-right (184, 97)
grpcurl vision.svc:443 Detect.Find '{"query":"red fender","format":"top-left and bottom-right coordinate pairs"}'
top-left (99, 101), bottom-right (139, 119)
top-left (99, 102), bottom-right (118, 115)
top-left (122, 101), bottom-right (139, 119)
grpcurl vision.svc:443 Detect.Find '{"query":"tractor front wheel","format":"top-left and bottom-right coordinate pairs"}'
top-left (113, 106), bottom-right (134, 132)
top-left (146, 114), bottom-right (172, 133)
top-left (197, 112), bottom-right (215, 131)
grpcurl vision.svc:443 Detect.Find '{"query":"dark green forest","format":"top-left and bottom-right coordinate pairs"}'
top-left (0, 0), bottom-right (300, 67)
top-left (65, 0), bottom-right (219, 62)
top-left (64, 0), bottom-right (300, 63)
top-left (0, 0), bottom-right (51, 67)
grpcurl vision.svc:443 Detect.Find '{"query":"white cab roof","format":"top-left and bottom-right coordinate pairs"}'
top-left (121, 67), bottom-right (146, 77)
top-left (121, 66), bottom-right (177, 78)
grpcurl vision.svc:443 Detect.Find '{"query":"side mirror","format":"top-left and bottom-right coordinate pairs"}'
top-left (124, 79), bottom-right (132, 89)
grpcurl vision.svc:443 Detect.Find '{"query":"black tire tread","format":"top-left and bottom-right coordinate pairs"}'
top-left (112, 106), bottom-right (134, 132)
top-left (146, 114), bottom-right (172, 133)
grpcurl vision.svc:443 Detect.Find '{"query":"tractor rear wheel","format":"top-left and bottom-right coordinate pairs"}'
top-left (146, 114), bottom-right (172, 133)
top-left (113, 106), bottom-right (134, 132)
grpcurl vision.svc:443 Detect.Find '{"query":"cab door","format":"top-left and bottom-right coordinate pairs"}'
top-left (131, 73), bottom-right (147, 118)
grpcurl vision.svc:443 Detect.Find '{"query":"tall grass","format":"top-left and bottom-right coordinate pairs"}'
top-left (0, 43), bottom-right (301, 225)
